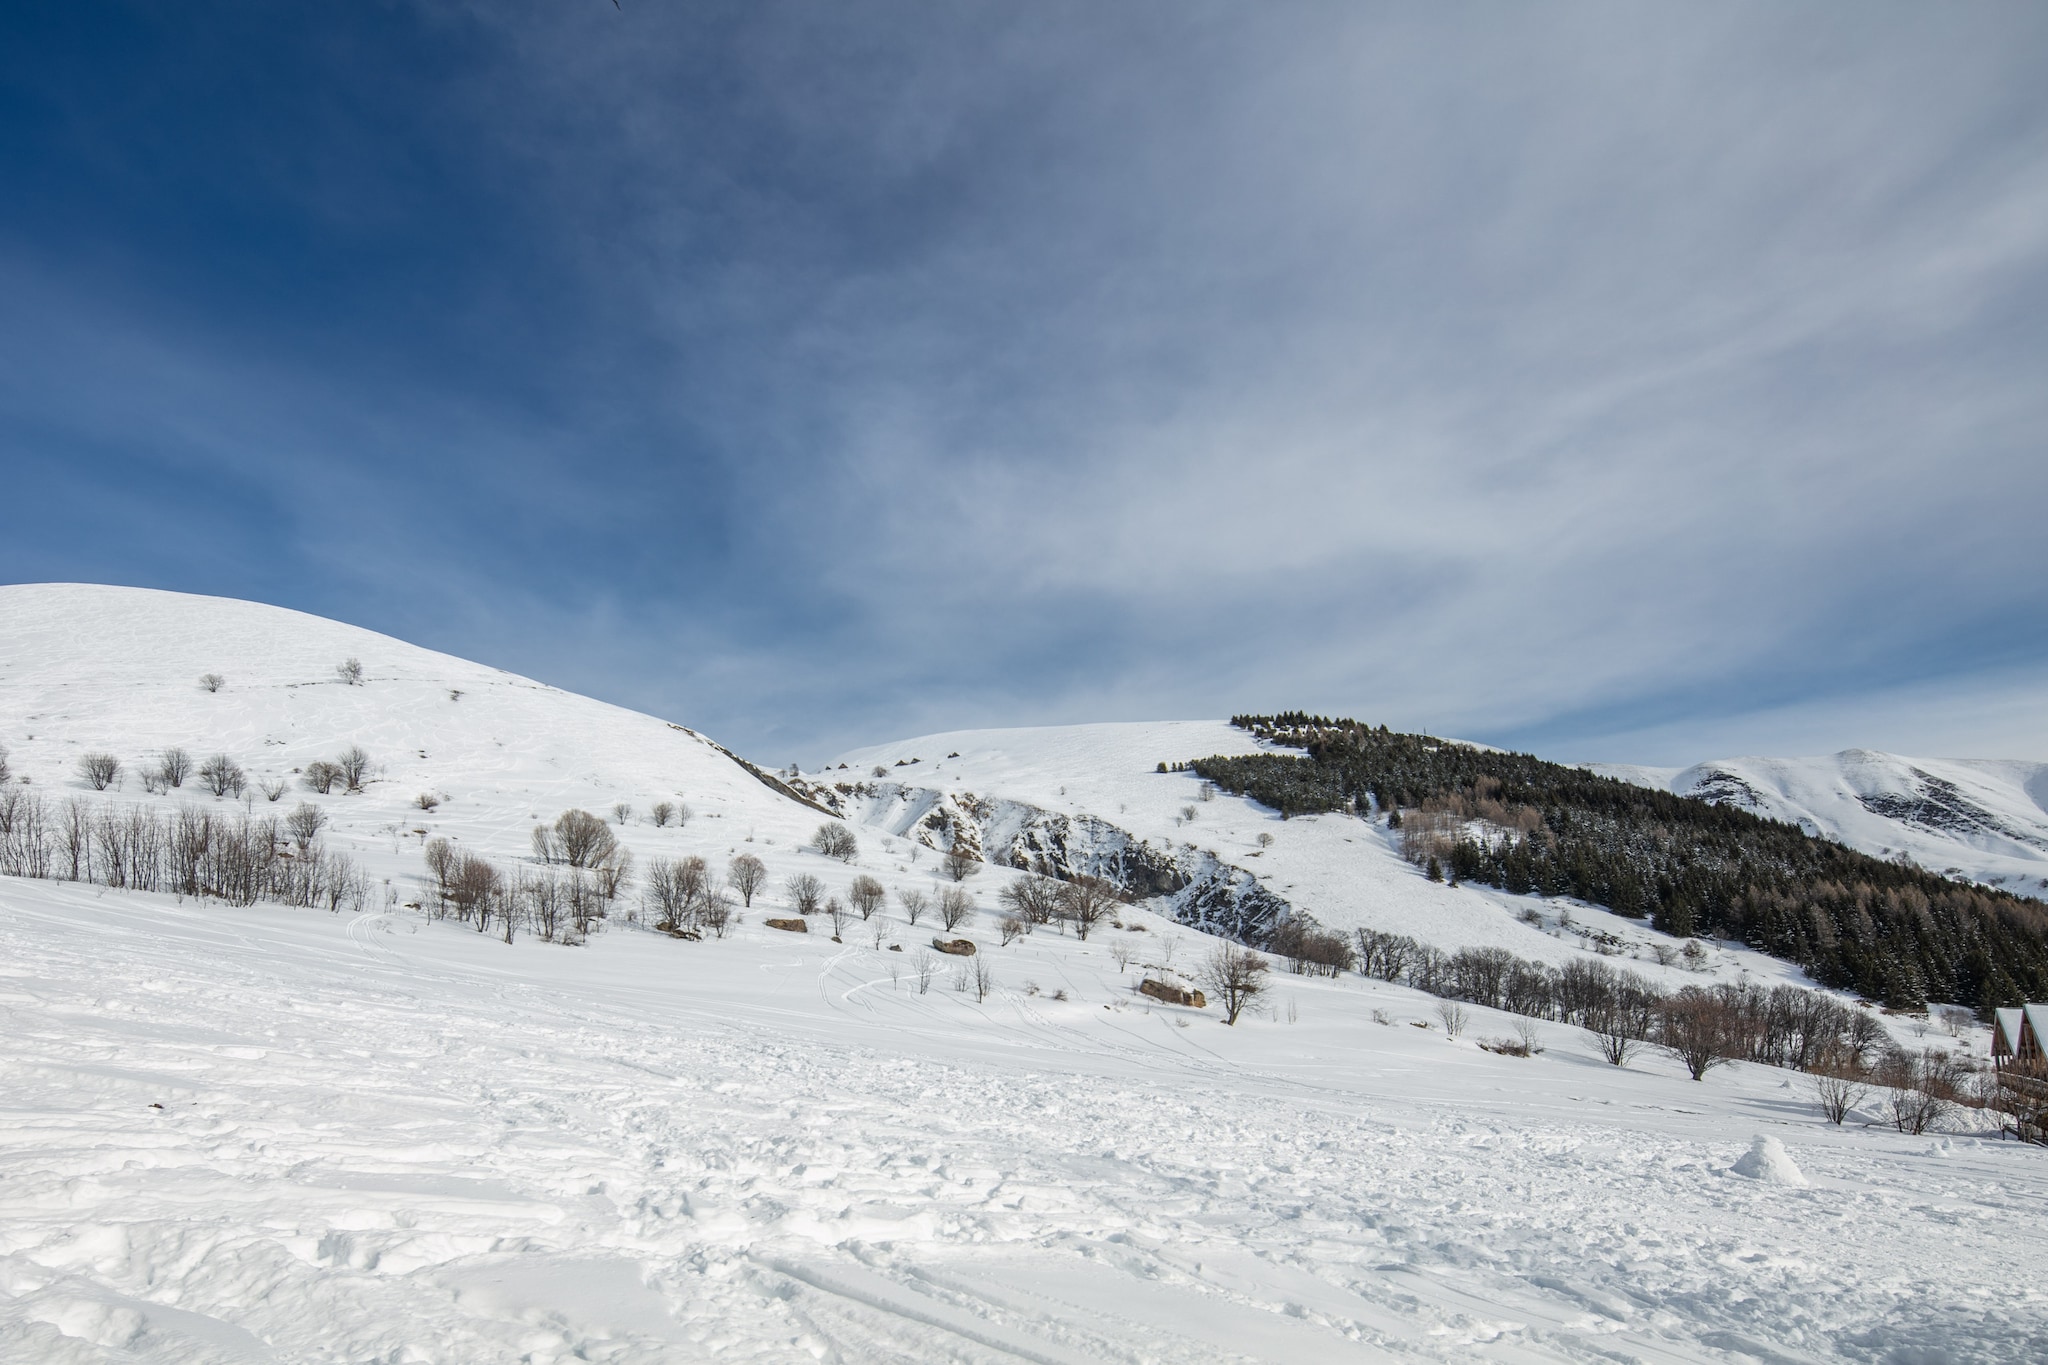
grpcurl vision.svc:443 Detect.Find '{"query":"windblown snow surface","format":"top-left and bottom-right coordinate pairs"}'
top-left (2, 586), bottom-right (2046, 1362)
top-left (1593, 754), bottom-right (2048, 903)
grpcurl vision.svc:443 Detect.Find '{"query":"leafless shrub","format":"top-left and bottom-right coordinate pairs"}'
top-left (552, 809), bottom-right (616, 868)
top-left (1877, 1049), bottom-right (1967, 1134)
top-left (1659, 988), bottom-right (1737, 1081)
top-left (897, 887), bottom-right (928, 926)
top-left (1202, 943), bottom-right (1270, 1025)
top-left (0, 746), bottom-right (9, 785)
top-left (787, 872), bottom-right (824, 916)
top-left (848, 874), bottom-right (886, 920)
top-left (814, 822), bottom-right (859, 862)
top-left (285, 801), bottom-right (327, 854)
top-left (1435, 1000), bottom-right (1470, 1039)
top-left (916, 951), bottom-right (939, 995)
top-left (198, 753), bottom-right (246, 798)
top-left (260, 776), bottom-right (288, 802)
top-left (1812, 1068), bottom-right (1870, 1125)
top-left (651, 801), bottom-right (674, 827)
top-left (699, 885), bottom-right (733, 938)
top-left (1270, 919), bottom-right (1355, 977)
top-left (1056, 876), bottom-right (1119, 941)
top-left (79, 753), bottom-right (122, 791)
top-left (414, 792), bottom-right (440, 811)
top-left (999, 876), bottom-right (1062, 926)
top-left (199, 673), bottom-right (225, 693)
top-left (612, 801), bottom-right (633, 825)
top-left (595, 846), bottom-right (634, 901)
top-left (1109, 941), bottom-right (1136, 971)
top-left (970, 955), bottom-right (995, 1002)
top-left (303, 761), bottom-right (342, 795)
top-left (672, 801), bottom-right (693, 828)
top-left (826, 897), bottom-right (848, 938)
top-left (938, 886), bottom-right (976, 932)
top-left (942, 841), bottom-right (981, 882)
top-left (999, 915), bottom-right (1026, 946)
top-left (336, 657), bottom-right (365, 686)
top-left (158, 748), bottom-right (193, 789)
top-left (728, 853), bottom-right (767, 907)
top-left (336, 745), bottom-right (371, 792)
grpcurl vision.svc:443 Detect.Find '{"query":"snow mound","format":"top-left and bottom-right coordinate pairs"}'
top-left (1731, 1135), bottom-right (1808, 1186)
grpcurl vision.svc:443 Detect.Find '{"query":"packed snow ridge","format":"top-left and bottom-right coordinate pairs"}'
top-left (2, 583), bottom-right (2045, 1363)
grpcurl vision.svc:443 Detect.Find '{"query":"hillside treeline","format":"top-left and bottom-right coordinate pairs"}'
top-left (1193, 715), bottom-right (2048, 1012)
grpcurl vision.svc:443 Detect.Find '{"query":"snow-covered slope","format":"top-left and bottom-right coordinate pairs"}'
top-left (1594, 750), bottom-right (2048, 900)
top-left (0, 582), bottom-right (841, 888)
top-left (5, 587), bottom-right (2045, 1360)
top-left (830, 722), bottom-right (1824, 987)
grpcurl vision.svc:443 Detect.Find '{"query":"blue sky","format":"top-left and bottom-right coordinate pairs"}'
top-left (3, 2), bottom-right (2045, 766)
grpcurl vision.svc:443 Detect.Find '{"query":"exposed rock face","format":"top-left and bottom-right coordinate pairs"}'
top-left (791, 776), bottom-right (1294, 945)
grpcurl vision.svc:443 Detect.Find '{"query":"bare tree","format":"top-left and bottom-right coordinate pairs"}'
top-left (970, 954), bottom-right (995, 1003)
top-left (199, 673), bottom-right (225, 693)
top-left (260, 775), bottom-right (288, 802)
top-left (897, 887), bottom-right (929, 925)
top-left (158, 748), bottom-right (193, 789)
top-left (999, 915), bottom-right (1026, 946)
top-left (848, 874), bottom-right (886, 920)
top-left (998, 876), bottom-right (1062, 927)
top-left (1201, 944), bottom-right (1270, 1025)
top-left (814, 822), bottom-right (859, 862)
top-left (612, 801), bottom-right (633, 825)
top-left (938, 887), bottom-right (976, 932)
top-left (336, 745), bottom-right (372, 792)
top-left (699, 885), bottom-right (733, 938)
top-left (1659, 988), bottom-right (1737, 1081)
top-left (336, 657), bottom-right (365, 686)
top-left (1812, 1068), bottom-right (1869, 1125)
top-left (915, 951), bottom-right (939, 995)
top-left (1056, 877), bottom-right (1119, 941)
top-left (0, 746), bottom-right (9, 785)
top-left (285, 802), bottom-right (327, 855)
top-left (728, 853), bottom-right (767, 907)
top-left (79, 753), bottom-right (122, 791)
top-left (942, 841), bottom-right (981, 882)
top-left (303, 761), bottom-right (342, 795)
top-left (673, 801), bottom-right (693, 828)
top-left (552, 809), bottom-right (616, 868)
top-left (1435, 1000), bottom-right (1469, 1039)
top-left (198, 753), bottom-right (246, 798)
top-left (651, 801), bottom-right (675, 827)
top-left (1109, 941), bottom-right (1136, 971)
top-left (595, 845), bottom-right (634, 901)
top-left (643, 857), bottom-right (690, 928)
top-left (826, 897), bottom-right (848, 939)
top-left (786, 872), bottom-right (824, 916)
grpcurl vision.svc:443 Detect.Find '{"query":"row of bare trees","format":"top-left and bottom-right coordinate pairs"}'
top-left (0, 788), bottom-right (367, 911)
top-left (72, 744), bottom-right (372, 799)
top-left (424, 839), bottom-right (608, 945)
top-left (996, 873), bottom-right (1121, 941)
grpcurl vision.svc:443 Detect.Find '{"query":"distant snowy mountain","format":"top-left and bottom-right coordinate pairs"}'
top-left (1592, 750), bottom-right (2048, 900)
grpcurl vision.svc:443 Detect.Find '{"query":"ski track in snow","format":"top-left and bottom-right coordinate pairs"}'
top-left (4, 880), bottom-right (2045, 1364)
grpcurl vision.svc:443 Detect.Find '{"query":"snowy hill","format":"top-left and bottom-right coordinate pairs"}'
top-left (1593, 750), bottom-right (2048, 901)
top-left (4, 586), bottom-right (2047, 1361)
top-left (827, 722), bottom-right (1826, 985)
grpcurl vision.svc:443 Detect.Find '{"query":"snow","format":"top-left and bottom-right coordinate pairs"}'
top-left (1731, 1135), bottom-right (1808, 1187)
top-left (1594, 750), bottom-right (2048, 901)
top-left (3, 586), bottom-right (2046, 1360)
